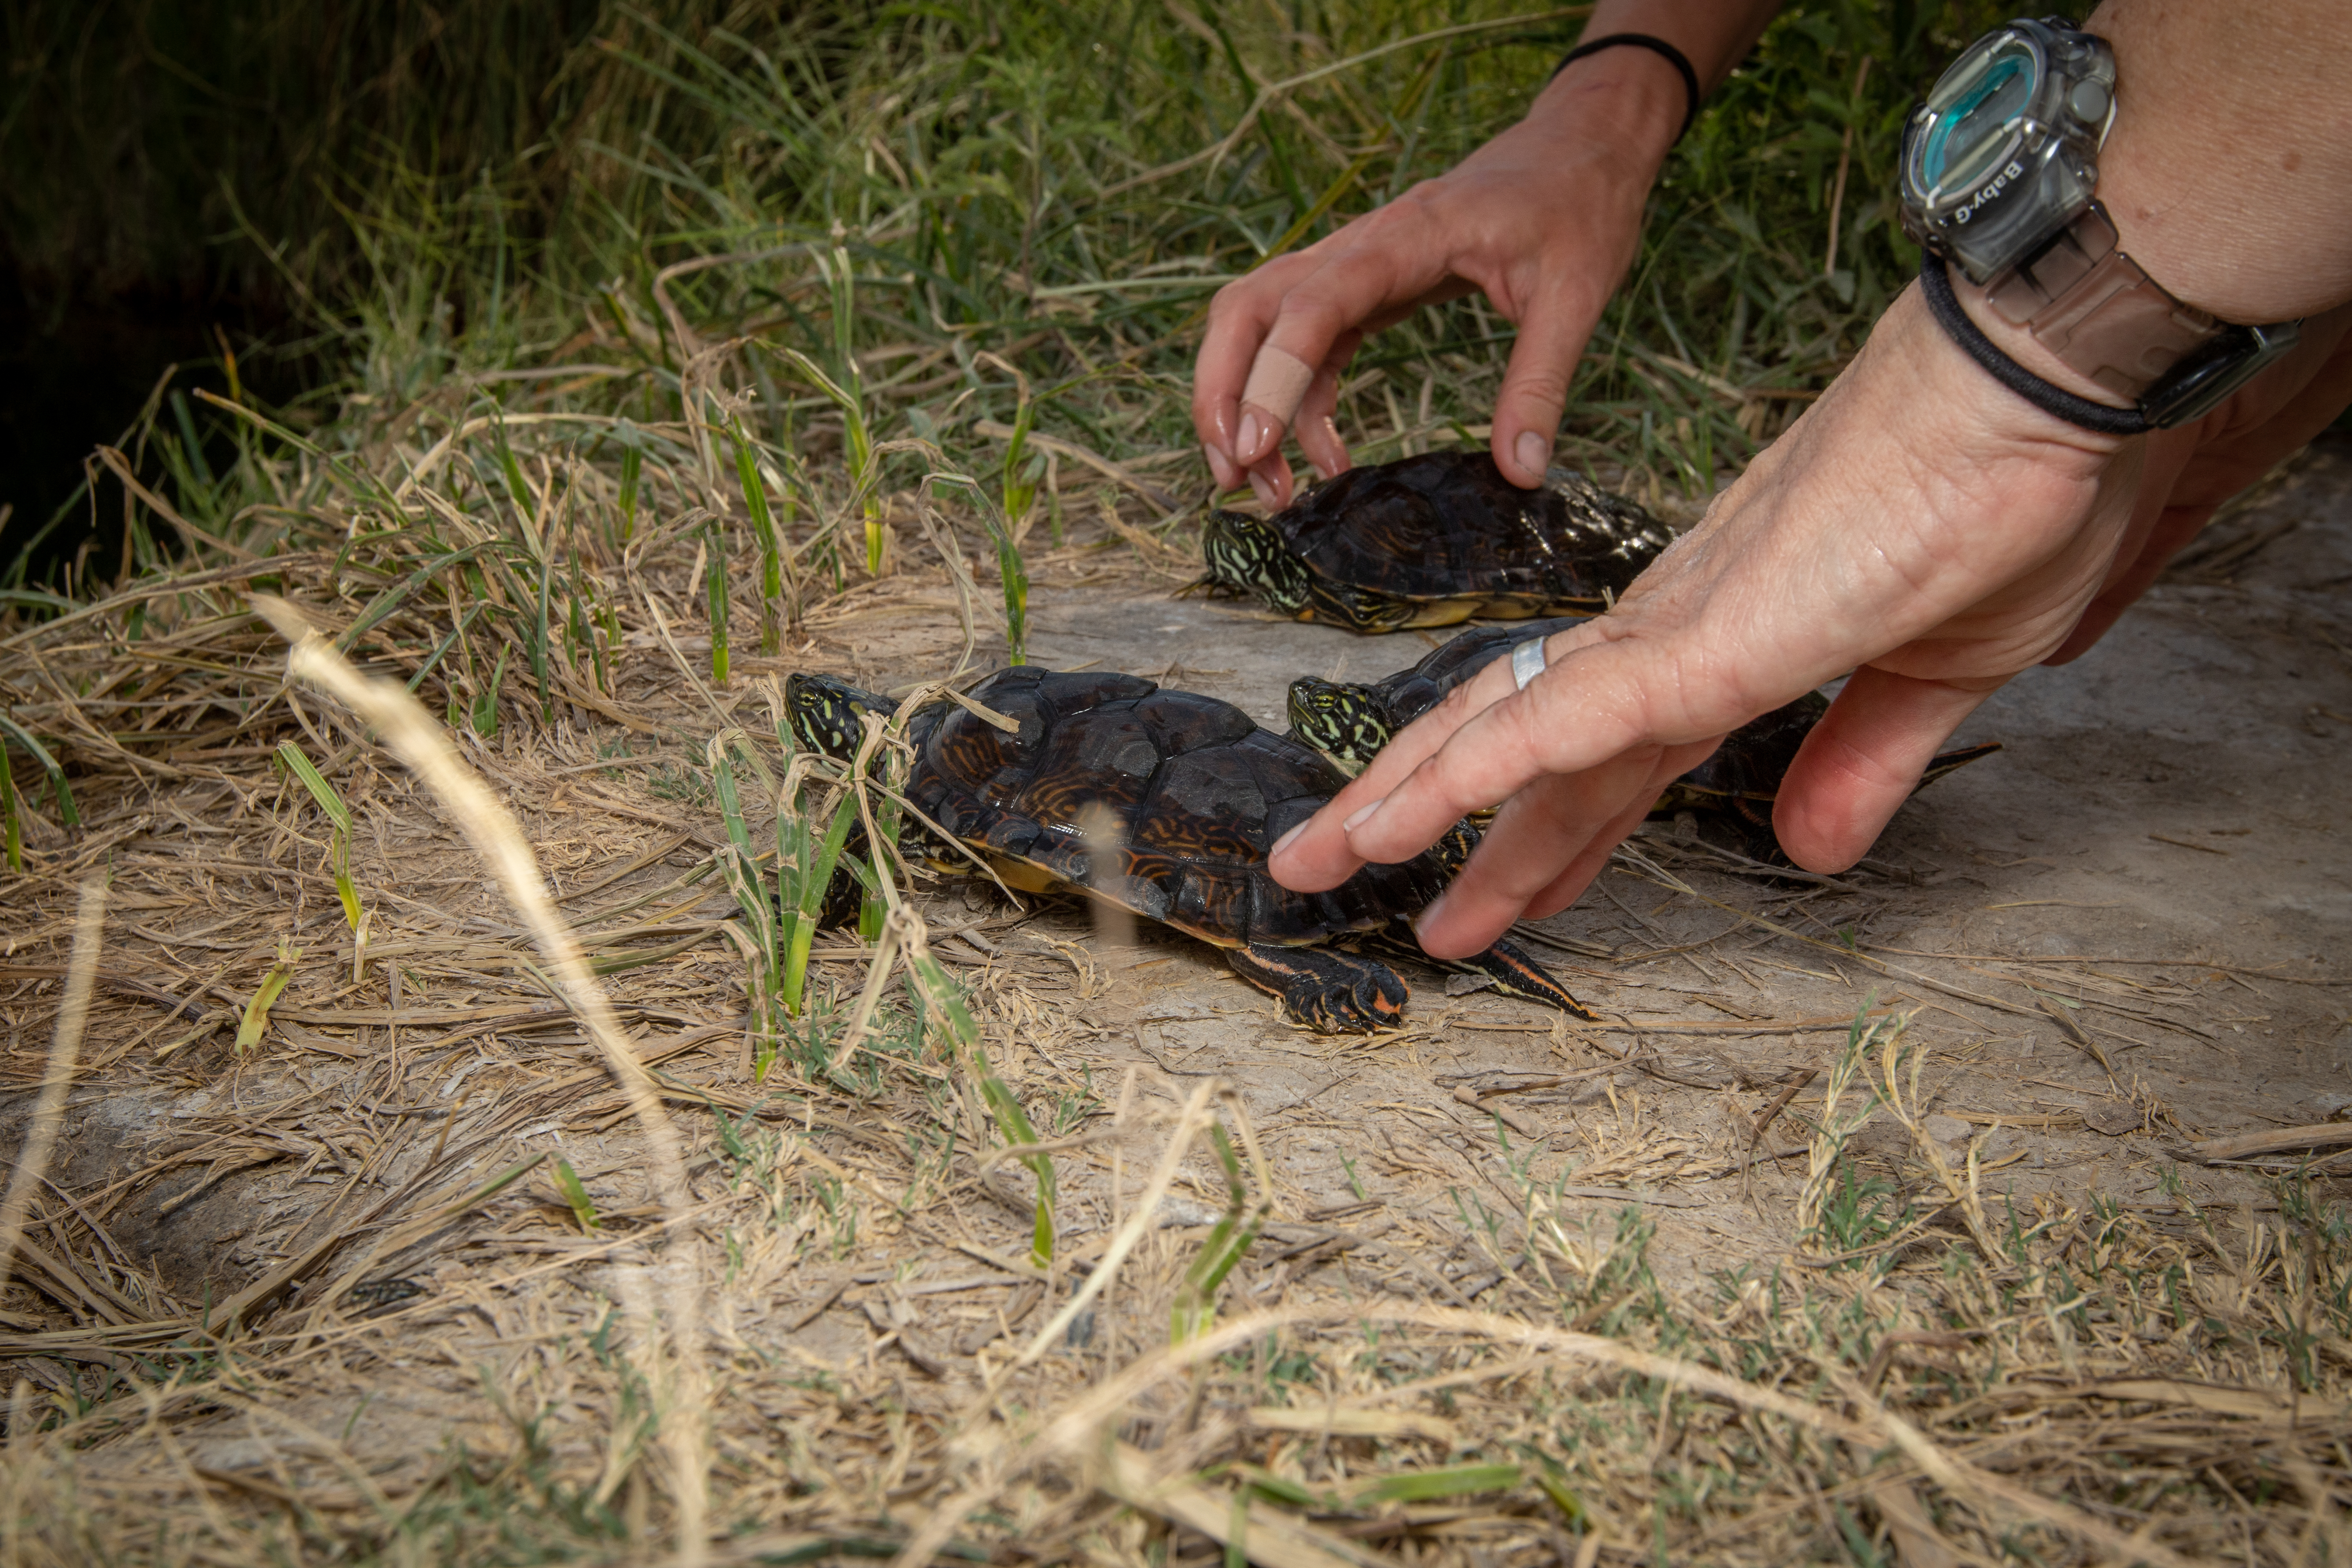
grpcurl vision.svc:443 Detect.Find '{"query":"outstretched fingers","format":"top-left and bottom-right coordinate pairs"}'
top-left (1269, 625), bottom-right (1671, 894)
top-left (1289, 330), bottom-right (1361, 482)
top-left (1196, 242), bottom-right (1437, 494)
top-left (1489, 279), bottom-right (1608, 485)
top-left (1341, 636), bottom-right (1673, 870)
top-left (1410, 744), bottom-right (1704, 959)
top-left (1768, 666), bottom-right (1996, 873)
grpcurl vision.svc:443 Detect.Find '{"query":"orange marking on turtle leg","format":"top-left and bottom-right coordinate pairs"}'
top-left (1227, 943), bottom-right (1409, 1033)
top-left (1441, 936), bottom-right (1598, 1022)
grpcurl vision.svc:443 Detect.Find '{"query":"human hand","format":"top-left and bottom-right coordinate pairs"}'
top-left (1259, 282), bottom-right (2135, 955)
top-left (1191, 55), bottom-right (1687, 511)
top-left (1269, 291), bottom-right (2352, 959)
top-left (1261, 0), bottom-right (2352, 961)
top-left (2050, 306), bottom-right (2352, 662)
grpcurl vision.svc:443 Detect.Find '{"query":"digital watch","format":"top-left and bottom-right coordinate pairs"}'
top-left (1896, 16), bottom-right (2299, 433)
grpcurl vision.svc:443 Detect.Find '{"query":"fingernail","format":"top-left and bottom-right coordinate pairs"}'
top-left (1341, 796), bottom-right (1386, 834)
top-left (1514, 430), bottom-right (1549, 478)
top-left (1237, 412), bottom-right (1266, 461)
top-left (1248, 467), bottom-right (1280, 510)
top-left (1203, 442), bottom-right (1238, 489)
top-left (1270, 821), bottom-right (1307, 858)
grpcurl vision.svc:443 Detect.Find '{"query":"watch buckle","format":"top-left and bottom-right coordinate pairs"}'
top-left (2141, 322), bottom-right (2303, 429)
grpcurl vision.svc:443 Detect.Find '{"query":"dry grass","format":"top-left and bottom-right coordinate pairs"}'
top-left (4, 420), bottom-right (2352, 1567)
top-left (3, 7), bottom-right (2350, 1559)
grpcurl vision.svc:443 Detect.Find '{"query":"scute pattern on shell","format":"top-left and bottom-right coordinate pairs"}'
top-left (1277, 453), bottom-right (1671, 606)
top-left (907, 667), bottom-right (1456, 947)
top-left (1339, 621), bottom-right (1831, 805)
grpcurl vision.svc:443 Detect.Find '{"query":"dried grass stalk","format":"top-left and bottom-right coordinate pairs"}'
top-left (0, 876), bottom-right (103, 1301)
top-left (250, 593), bottom-right (710, 1565)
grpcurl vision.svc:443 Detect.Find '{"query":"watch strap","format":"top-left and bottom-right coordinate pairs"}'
top-left (1918, 255), bottom-right (2151, 436)
top-left (1984, 203), bottom-right (2230, 404)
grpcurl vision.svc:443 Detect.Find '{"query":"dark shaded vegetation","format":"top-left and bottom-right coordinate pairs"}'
top-left (2, 0), bottom-right (2000, 587)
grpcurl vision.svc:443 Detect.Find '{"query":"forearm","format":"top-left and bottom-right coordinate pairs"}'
top-left (1940, 1), bottom-right (2352, 417)
top-left (2083, 0), bottom-right (2352, 323)
top-left (1524, 1), bottom-right (1783, 181)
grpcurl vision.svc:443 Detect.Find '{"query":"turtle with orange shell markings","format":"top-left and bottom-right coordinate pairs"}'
top-left (784, 665), bottom-right (1592, 1032)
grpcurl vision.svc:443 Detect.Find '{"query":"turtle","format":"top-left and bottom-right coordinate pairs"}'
top-left (783, 665), bottom-right (1596, 1032)
top-left (1286, 619), bottom-right (2003, 858)
top-left (1197, 451), bottom-right (1675, 633)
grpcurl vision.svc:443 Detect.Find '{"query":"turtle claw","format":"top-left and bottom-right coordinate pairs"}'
top-left (1918, 740), bottom-right (2003, 790)
top-left (1226, 943), bottom-right (1409, 1033)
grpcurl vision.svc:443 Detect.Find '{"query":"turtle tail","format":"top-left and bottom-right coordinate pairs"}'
top-left (1916, 740), bottom-right (2002, 791)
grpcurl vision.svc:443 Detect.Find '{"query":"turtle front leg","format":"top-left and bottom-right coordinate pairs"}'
top-left (1226, 943), bottom-right (1409, 1033)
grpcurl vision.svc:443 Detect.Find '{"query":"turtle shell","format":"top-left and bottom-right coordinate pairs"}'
top-left (1664, 691), bottom-right (1831, 805)
top-left (1366, 615), bottom-right (1592, 726)
top-left (908, 667), bottom-right (1457, 949)
top-left (1273, 453), bottom-right (1671, 610)
top-left (1354, 622), bottom-right (1825, 800)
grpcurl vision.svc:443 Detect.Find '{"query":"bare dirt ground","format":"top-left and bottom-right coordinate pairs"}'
top-left (4, 434), bottom-right (2351, 1561)
top-left (983, 432), bottom-right (2352, 1291)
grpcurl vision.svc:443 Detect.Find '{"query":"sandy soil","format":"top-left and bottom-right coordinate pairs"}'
top-left (7, 432), bottom-right (2349, 1401)
top-left (798, 429), bottom-right (2352, 1295)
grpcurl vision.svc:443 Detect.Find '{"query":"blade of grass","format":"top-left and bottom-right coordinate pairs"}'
top-left (0, 748), bottom-right (19, 873)
top-left (235, 940), bottom-right (300, 1055)
top-left (552, 1159), bottom-right (601, 1233)
top-left (705, 516), bottom-right (730, 686)
top-left (0, 715), bottom-right (77, 829)
top-left (276, 740), bottom-right (364, 930)
top-left (732, 418), bottom-right (785, 654)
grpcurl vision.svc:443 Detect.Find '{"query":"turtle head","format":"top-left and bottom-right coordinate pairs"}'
top-left (784, 672), bottom-right (893, 760)
top-left (1200, 509), bottom-right (1311, 612)
top-left (1286, 677), bottom-right (1392, 773)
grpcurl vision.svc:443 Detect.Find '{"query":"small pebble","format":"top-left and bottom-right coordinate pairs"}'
top-left (1922, 1113), bottom-right (1972, 1146)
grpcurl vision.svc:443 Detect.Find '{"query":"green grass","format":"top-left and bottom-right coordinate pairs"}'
top-left (7, 0), bottom-right (2004, 597)
top-left (1, 15), bottom-right (2337, 1557)
top-left (0, 0), bottom-right (2012, 899)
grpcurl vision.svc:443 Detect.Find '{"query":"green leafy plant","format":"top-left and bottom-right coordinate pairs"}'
top-left (0, 749), bottom-right (20, 873)
top-left (448, 641), bottom-right (510, 737)
top-left (617, 441), bottom-right (642, 544)
top-left (0, 716), bottom-right (75, 833)
top-left (778, 242), bottom-right (882, 577)
top-left (977, 1066), bottom-right (1056, 1268)
top-left (234, 940), bottom-right (300, 1055)
top-left (1354, 1464), bottom-right (1523, 1505)
top-left (1172, 1124), bottom-right (1268, 1343)
top-left (704, 515), bottom-right (730, 685)
top-left (276, 740), bottom-right (364, 931)
top-left (731, 416), bottom-right (787, 654)
top-left (551, 1160), bottom-right (600, 1233)
top-left (773, 777), bottom-right (859, 1024)
top-left (892, 936), bottom-right (1051, 1265)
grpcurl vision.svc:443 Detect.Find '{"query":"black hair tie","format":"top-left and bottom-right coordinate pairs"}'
top-left (1917, 255), bottom-right (2150, 436)
top-left (1550, 33), bottom-right (1703, 143)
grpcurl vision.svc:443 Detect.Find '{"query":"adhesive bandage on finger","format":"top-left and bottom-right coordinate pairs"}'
top-left (1239, 345), bottom-right (1317, 426)
top-left (1510, 637), bottom-right (1547, 691)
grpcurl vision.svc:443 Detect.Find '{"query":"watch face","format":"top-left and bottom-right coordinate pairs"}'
top-left (1910, 30), bottom-right (2043, 209)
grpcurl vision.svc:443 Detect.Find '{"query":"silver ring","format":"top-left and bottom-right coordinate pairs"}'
top-left (1510, 636), bottom-right (1547, 692)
